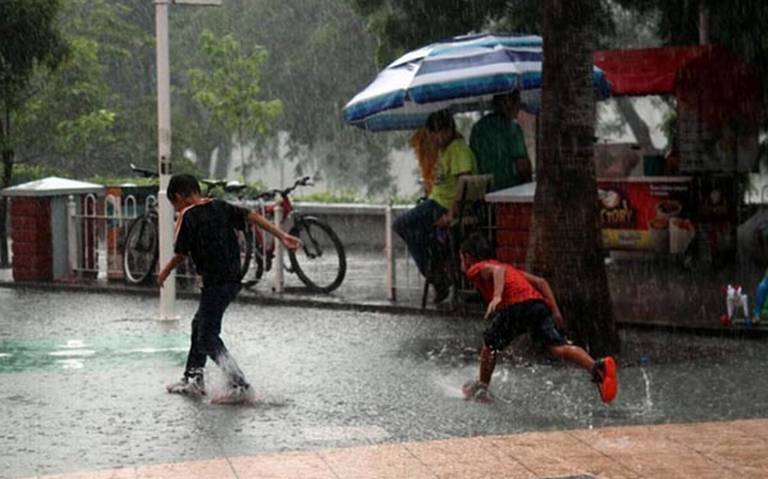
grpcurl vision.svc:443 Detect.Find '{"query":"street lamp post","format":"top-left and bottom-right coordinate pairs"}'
top-left (155, 0), bottom-right (221, 321)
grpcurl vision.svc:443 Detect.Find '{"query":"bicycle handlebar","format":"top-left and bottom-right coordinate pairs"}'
top-left (252, 176), bottom-right (313, 202)
top-left (130, 163), bottom-right (158, 178)
top-left (129, 163), bottom-right (312, 201)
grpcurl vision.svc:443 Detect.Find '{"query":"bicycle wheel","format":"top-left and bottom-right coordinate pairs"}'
top-left (289, 217), bottom-right (346, 293)
top-left (123, 216), bottom-right (159, 285)
top-left (243, 234), bottom-right (266, 288)
top-left (236, 226), bottom-right (253, 280)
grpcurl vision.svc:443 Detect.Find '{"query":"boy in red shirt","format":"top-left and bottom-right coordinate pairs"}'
top-left (459, 234), bottom-right (617, 403)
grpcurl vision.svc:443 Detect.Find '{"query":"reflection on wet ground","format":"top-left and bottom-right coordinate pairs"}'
top-left (1, 288), bottom-right (767, 478)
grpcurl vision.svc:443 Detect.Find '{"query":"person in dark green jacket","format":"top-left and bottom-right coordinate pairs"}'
top-left (470, 89), bottom-right (533, 191)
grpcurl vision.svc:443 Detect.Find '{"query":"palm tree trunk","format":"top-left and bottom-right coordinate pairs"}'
top-left (532, 0), bottom-right (620, 356)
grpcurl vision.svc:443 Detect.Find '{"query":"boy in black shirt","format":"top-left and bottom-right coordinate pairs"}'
top-left (157, 174), bottom-right (301, 404)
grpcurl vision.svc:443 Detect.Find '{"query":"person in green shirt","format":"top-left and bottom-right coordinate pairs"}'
top-left (470, 89), bottom-right (533, 191)
top-left (394, 109), bottom-right (477, 303)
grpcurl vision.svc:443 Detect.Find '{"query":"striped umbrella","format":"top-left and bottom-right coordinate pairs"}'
top-left (343, 33), bottom-right (612, 131)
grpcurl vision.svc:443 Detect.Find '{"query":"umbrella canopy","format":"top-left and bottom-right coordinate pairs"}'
top-left (344, 33), bottom-right (612, 131)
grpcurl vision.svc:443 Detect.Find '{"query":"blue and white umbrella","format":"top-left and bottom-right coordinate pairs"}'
top-left (343, 33), bottom-right (612, 131)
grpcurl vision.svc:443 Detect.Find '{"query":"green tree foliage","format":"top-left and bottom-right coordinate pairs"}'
top-left (187, 29), bottom-right (283, 181)
top-left (12, 0), bottom-right (153, 175)
top-left (350, 0), bottom-right (508, 64)
top-left (172, 0), bottom-right (396, 195)
top-left (0, 0), bottom-right (66, 266)
top-left (15, 36), bottom-right (116, 171)
top-left (2, 0), bottom-right (401, 201)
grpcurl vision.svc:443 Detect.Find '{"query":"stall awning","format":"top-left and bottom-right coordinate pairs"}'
top-left (594, 46), bottom-right (703, 96)
top-left (595, 45), bottom-right (762, 132)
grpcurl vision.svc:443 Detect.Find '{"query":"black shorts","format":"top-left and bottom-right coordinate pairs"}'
top-left (483, 300), bottom-right (566, 352)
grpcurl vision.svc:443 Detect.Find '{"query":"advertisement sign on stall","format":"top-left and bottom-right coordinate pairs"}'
top-left (598, 177), bottom-right (695, 253)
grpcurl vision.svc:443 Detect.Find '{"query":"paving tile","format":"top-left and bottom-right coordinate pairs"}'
top-left (557, 455), bottom-right (643, 479)
top-left (229, 451), bottom-right (337, 479)
top-left (657, 421), bottom-right (758, 452)
top-left (569, 425), bottom-right (691, 455)
top-left (703, 447), bottom-right (768, 478)
top-left (489, 432), bottom-right (637, 479)
top-left (28, 419), bottom-right (768, 479)
top-left (729, 418), bottom-right (768, 441)
top-left (134, 459), bottom-right (235, 479)
top-left (405, 436), bottom-right (535, 479)
top-left (319, 443), bottom-right (435, 479)
top-left (491, 430), bottom-right (591, 459)
top-left (40, 468), bottom-right (137, 479)
top-left (610, 452), bottom-right (740, 479)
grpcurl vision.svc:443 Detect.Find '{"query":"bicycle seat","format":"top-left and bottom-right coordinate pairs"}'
top-left (224, 181), bottom-right (247, 193)
top-left (201, 179), bottom-right (227, 189)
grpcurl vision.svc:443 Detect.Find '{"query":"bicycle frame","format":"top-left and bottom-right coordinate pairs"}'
top-left (250, 194), bottom-right (298, 272)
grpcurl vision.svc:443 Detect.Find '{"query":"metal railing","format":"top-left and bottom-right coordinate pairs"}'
top-left (67, 193), bottom-right (158, 280)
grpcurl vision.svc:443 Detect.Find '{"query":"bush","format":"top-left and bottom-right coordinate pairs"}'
top-left (10, 164), bottom-right (69, 186)
top-left (294, 191), bottom-right (364, 204)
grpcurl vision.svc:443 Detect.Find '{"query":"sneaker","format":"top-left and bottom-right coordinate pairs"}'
top-left (166, 374), bottom-right (206, 397)
top-left (211, 383), bottom-right (255, 405)
top-left (592, 356), bottom-right (618, 403)
top-left (461, 380), bottom-right (493, 403)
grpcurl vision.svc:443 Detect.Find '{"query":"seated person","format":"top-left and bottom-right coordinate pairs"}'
top-left (409, 127), bottom-right (439, 195)
top-left (393, 110), bottom-right (477, 303)
top-left (470, 89), bottom-right (532, 191)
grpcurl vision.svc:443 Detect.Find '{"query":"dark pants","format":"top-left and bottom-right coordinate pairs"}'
top-left (483, 300), bottom-right (567, 353)
top-left (393, 199), bottom-right (447, 278)
top-left (184, 281), bottom-right (248, 387)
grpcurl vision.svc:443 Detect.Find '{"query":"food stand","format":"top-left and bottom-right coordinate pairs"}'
top-left (490, 45), bottom-right (760, 272)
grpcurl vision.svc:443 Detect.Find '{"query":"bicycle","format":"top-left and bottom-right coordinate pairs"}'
top-left (122, 164), bottom-right (251, 285)
top-left (241, 176), bottom-right (347, 293)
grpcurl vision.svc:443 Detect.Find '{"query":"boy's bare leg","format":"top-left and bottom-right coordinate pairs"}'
top-left (548, 344), bottom-right (595, 371)
top-left (479, 345), bottom-right (496, 385)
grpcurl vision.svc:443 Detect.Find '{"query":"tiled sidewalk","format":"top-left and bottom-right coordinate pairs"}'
top-left (27, 418), bottom-right (768, 479)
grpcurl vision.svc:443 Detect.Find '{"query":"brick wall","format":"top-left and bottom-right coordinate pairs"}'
top-left (10, 197), bottom-right (53, 281)
top-left (495, 202), bottom-right (532, 269)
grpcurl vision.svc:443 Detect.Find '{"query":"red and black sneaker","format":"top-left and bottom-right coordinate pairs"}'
top-left (592, 356), bottom-right (618, 403)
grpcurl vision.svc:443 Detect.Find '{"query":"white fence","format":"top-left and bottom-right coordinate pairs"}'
top-left (64, 194), bottom-right (466, 304)
top-left (68, 192), bottom-right (158, 280)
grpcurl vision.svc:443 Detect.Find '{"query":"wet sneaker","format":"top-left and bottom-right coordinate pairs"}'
top-left (592, 356), bottom-right (618, 403)
top-left (461, 380), bottom-right (493, 403)
top-left (211, 383), bottom-right (255, 405)
top-left (166, 375), bottom-right (206, 397)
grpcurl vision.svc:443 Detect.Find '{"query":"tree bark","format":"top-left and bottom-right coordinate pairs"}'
top-left (1, 101), bottom-right (12, 267)
top-left (531, 0), bottom-right (620, 356)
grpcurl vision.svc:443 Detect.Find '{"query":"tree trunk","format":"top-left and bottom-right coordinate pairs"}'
top-left (531, 0), bottom-right (620, 356)
top-left (1, 102), bottom-right (12, 268)
top-left (214, 141), bottom-right (231, 179)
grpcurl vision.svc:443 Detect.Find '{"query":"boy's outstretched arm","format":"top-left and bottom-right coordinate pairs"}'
top-left (157, 253), bottom-right (187, 288)
top-left (246, 211), bottom-right (302, 250)
top-left (478, 263), bottom-right (506, 319)
top-left (523, 272), bottom-right (564, 329)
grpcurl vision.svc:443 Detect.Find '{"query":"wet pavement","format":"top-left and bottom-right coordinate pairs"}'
top-left (16, 419), bottom-right (768, 478)
top-left (2, 286), bottom-right (768, 478)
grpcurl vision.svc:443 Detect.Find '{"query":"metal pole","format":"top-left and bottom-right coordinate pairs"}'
top-left (155, 0), bottom-right (177, 320)
top-left (273, 195), bottom-right (284, 294)
top-left (67, 195), bottom-right (78, 276)
top-left (385, 203), bottom-right (396, 301)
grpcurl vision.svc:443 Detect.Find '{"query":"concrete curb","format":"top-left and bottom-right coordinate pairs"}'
top-left (2, 279), bottom-right (767, 339)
